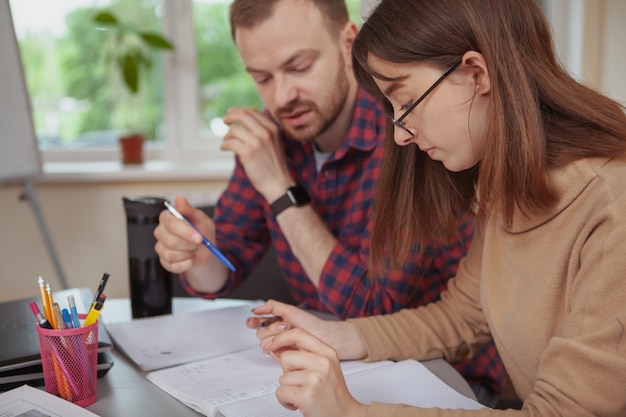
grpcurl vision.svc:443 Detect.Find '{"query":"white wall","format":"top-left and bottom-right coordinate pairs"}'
top-left (545, 0), bottom-right (626, 105)
top-left (0, 178), bottom-right (226, 302)
top-left (598, 0), bottom-right (626, 105)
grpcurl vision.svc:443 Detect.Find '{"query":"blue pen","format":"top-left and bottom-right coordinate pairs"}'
top-left (62, 308), bottom-right (74, 329)
top-left (164, 201), bottom-right (236, 272)
top-left (67, 295), bottom-right (81, 328)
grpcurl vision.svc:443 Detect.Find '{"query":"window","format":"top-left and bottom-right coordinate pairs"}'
top-left (11, 0), bottom-right (173, 162)
top-left (10, 0), bottom-right (366, 166)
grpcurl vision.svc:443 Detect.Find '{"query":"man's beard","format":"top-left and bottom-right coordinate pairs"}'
top-left (275, 57), bottom-right (350, 143)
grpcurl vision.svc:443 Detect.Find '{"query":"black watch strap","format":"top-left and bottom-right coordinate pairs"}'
top-left (270, 185), bottom-right (311, 217)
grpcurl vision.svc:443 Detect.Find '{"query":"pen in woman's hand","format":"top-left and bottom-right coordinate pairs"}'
top-left (258, 316), bottom-right (282, 328)
top-left (253, 301), bottom-right (308, 328)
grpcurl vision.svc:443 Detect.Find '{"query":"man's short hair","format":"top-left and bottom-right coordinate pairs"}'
top-left (230, 0), bottom-right (349, 40)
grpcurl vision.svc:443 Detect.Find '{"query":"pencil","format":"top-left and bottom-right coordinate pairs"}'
top-left (45, 283), bottom-right (58, 330)
top-left (52, 303), bottom-right (66, 330)
top-left (38, 276), bottom-right (53, 324)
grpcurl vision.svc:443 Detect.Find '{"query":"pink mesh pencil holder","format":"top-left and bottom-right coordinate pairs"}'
top-left (36, 314), bottom-right (98, 407)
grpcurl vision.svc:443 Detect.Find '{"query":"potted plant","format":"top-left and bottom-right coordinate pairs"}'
top-left (92, 10), bottom-right (174, 164)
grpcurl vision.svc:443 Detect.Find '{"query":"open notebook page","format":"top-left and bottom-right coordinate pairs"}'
top-left (216, 359), bottom-right (484, 417)
top-left (147, 347), bottom-right (484, 417)
top-left (146, 347), bottom-right (391, 416)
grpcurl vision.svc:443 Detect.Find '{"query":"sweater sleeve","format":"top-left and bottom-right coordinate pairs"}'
top-left (365, 403), bottom-right (520, 417)
top-left (358, 215), bottom-right (626, 416)
top-left (349, 221), bottom-right (491, 364)
top-left (352, 160), bottom-right (626, 417)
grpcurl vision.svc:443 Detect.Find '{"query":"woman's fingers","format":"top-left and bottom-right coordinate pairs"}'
top-left (245, 315), bottom-right (291, 330)
top-left (266, 329), bottom-right (364, 417)
top-left (264, 328), bottom-right (337, 361)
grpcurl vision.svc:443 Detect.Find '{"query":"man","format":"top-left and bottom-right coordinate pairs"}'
top-left (154, 0), bottom-right (503, 403)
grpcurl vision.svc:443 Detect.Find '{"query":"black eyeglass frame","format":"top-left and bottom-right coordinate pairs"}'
top-left (389, 60), bottom-right (462, 137)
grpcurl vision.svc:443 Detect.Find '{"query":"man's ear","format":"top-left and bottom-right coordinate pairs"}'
top-left (461, 51), bottom-right (490, 96)
top-left (340, 21), bottom-right (358, 62)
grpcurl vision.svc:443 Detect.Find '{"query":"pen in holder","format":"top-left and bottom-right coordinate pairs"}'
top-left (123, 196), bottom-right (174, 318)
top-left (36, 314), bottom-right (98, 407)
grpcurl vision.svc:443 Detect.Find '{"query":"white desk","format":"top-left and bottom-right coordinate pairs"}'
top-left (86, 298), bottom-right (476, 416)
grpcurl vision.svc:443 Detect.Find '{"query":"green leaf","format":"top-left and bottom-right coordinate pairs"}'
top-left (135, 52), bottom-right (152, 69)
top-left (93, 11), bottom-right (119, 27)
top-left (139, 33), bottom-right (174, 50)
top-left (120, 53), bottom-right (139, 93)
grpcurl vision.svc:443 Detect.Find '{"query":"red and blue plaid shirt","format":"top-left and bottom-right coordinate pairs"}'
top-left (180, 88), bottom-right (504, 395)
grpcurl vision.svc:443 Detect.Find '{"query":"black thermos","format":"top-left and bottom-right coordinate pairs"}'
top-left (122, 196), bottom-right (173, 318)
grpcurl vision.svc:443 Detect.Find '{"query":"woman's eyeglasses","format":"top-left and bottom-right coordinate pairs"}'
top-left (388, 60), bottom-right (462, 137)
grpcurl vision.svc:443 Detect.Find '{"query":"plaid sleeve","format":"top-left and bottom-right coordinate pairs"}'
top-left (318, 214), bottom-right (474, 319)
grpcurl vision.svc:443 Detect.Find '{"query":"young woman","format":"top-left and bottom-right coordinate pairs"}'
top-left (246, 0), bottom-right (626, 415)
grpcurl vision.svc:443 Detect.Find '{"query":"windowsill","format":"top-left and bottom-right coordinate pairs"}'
top-left (39, 159), bottom-right (235, 183)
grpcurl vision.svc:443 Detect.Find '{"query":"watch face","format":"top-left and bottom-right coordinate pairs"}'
top-left (271, 185), bottom-right (311, 217)
top-left (287, 186), bottom-right (311, 205)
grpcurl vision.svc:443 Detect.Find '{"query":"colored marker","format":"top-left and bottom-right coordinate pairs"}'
top-left (29, 301), bottom-right (54, 329)
top-left (92, 273), bottom-right (110, 304)
top-left (67, 295), bottom-right (81, 329)
top-left (62, 308), bottom-right (74, 329)
top-left (83, 294), bottom-right (106, 327)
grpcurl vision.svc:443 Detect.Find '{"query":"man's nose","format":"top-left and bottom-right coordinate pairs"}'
top-left (273, 76), bottom-right (298, 108)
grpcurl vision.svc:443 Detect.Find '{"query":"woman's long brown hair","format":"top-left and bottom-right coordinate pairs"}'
top-left (353, 0), bottom-right (626, 274)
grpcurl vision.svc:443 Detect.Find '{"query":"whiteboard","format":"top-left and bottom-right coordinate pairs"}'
top-left (0, 1), bottom-right (42, 183)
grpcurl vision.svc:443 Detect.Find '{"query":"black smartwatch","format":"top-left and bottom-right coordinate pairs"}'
top-left (270, 185), bottom-right (311, 217)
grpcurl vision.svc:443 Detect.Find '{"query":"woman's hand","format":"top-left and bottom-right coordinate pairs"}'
top-left (246, 299), bottom-right (368, 361)
top-left (246, 299), bottom-right (324, 343)
top-left (264, 327), bottom-right (368, 417)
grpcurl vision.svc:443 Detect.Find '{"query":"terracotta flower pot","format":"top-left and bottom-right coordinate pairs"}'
top-left (119, 134), bottom-right (145, 164)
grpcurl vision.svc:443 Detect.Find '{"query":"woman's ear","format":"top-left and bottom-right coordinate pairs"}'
top-left (462, 51), bottom-right (490, 96)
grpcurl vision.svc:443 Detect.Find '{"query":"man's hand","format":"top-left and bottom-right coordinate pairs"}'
top-left (154, 196), bottom-right (215, 273)
top-left (222, 107), bottom-right (294, 203)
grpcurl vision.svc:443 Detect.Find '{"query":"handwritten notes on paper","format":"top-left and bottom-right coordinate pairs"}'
top-left (104, 301), bottom-right (263, 371)
top-left (147, 349), bottom-right (485, 417)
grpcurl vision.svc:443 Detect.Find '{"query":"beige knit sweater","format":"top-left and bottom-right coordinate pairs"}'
top-left (350, 157), bottom-right (626, 416)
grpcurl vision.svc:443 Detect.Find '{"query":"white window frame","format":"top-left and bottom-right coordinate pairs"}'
top-left (162, 0), bottom-right (230, 163)
top-left (40, 0), bottom-right (374, 169)
top-left (40, 0), bottom-right (230, 166)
